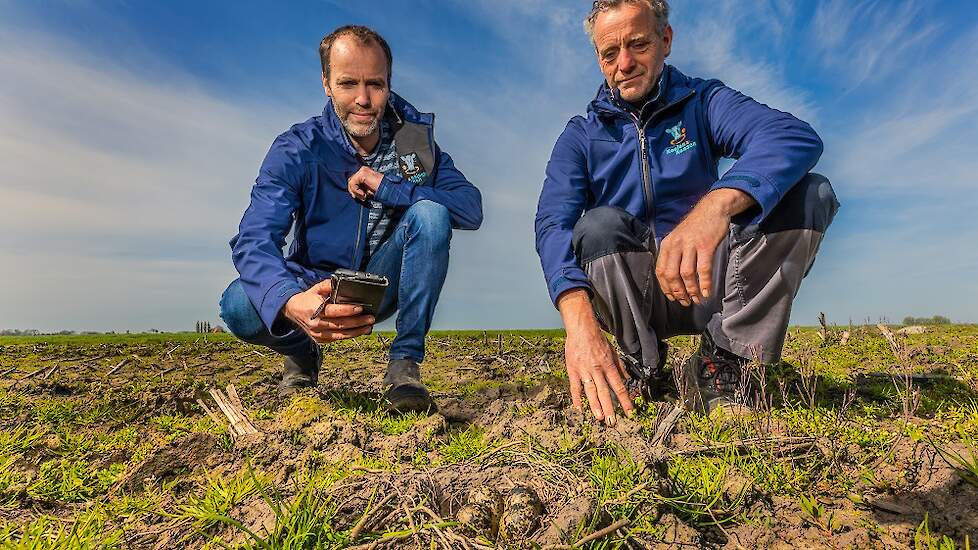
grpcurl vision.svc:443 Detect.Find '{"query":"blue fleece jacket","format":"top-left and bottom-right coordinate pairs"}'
top-left (230, 92), bottom-right (483, 332)
top-left (534, 65), bottom-right (823, 306)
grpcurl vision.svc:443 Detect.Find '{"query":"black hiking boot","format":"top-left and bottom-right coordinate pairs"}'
top-left (679, 331), bottom-right (753, 414)
top-left (277, 342), bottom-right (321, 397)
top-left (383, 359), bottom-right (435, 414)
top-left (621, 340), bottom-right (670, 401)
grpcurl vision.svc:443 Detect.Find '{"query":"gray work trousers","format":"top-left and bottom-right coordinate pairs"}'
top-left (572, 173), bottom-right (839, 367)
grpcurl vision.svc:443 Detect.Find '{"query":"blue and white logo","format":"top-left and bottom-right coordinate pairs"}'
top-left (664, 121), bottom-right (697, 156)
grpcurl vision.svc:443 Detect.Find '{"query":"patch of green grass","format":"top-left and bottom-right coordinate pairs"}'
top-left (150, 414), bottom-right (216, 441)
top-left (32, 398), bottom-right (79, 425)
top-left (455, 379), bottom-right (503, 398)
top-left (0, 388), bottom-right (25, 420)
top-left (774, 405), bottom-right (895, 464)
top-left (913, 513), bottom-right (967, 550)
top-left (322, 390), bottom-right (427, 436)
top-left (682, 411), bottom-right (737, 446)
top-left (0, 515), bottom-right (124, 549)
top-left (935, 400), bottom-right (978, 442)
top-left (213, 469), bottom-right (349, 549)
top-left (0, 454), bottom-right (25, 508)
top-left (662, 450), bottom-right (748, 527)
top-left (588, 444), bottom-right (640, 503)
top-left (737, 448), bottom-right (819, 496)
top-left (169, 467), bottom-right (271, 531)
top-left (0, 426), bottom-right (46, 456)
top-left (373, 411), bottom-right (426, 436)
top-left (26, 458), bottom-right (125, 503)
top-left (435, 425), bottom-right (488, 463)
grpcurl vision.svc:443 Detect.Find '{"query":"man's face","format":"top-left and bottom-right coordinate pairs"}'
top-left (592, 3), bottom-right (673, 103)
top-left (323, 36), bottom-right (390, 138)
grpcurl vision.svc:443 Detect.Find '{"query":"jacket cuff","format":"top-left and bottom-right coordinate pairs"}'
top-left (259, 279), bottom-right (303, 335)
top-left (548, 269), bottom-right (592, 308)
top-left (711, 172), bottom-right (781, 225)
top-left (374, 173), bottom-right (415, 208)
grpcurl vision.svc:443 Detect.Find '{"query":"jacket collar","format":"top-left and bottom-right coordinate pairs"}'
top-left (589, 64), bottom-right (695, 120)
top-left (321, 91), bottom-right (433, 156)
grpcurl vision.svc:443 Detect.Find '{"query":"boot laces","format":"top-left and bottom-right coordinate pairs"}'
top-left (700, 355), bottom-right (742, 392)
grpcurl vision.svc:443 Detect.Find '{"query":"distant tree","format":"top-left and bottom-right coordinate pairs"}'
top-left (902, 315), bottom-right (952, 325)
top-left (5, 329), bottom-right (43, 336)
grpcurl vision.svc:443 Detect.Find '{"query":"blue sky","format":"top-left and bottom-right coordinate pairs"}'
top-left (2, 0), bottom-right (977, 332)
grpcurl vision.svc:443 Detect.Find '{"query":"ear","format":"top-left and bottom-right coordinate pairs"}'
top-left (661, 24), bottom-right (674, 58)
top-left (323, 73), bottom-right (332, 98)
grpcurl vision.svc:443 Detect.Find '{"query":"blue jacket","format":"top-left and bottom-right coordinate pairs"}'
top-left (230, 92), bottom-right (483, 331)
top-left (534, 64), bottom-right (823, 305)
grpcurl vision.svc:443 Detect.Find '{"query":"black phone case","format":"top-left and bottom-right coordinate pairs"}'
top-left (330, 270), bottom-right (388, 315)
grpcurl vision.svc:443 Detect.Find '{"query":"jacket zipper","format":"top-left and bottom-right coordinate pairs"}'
top-left (613, 89), bottom-right (695, 242)
top-left (351, 153), bottom-right (367, 269)
top-left (351, 202), bottom-right (365, 269)
top-left (632, 114), bottom-right (655, 230)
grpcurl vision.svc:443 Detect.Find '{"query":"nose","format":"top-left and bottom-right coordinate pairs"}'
top-left (617, 48), bottom-right (636, 75)
top-left (355, 84), bottom-right (371, 107)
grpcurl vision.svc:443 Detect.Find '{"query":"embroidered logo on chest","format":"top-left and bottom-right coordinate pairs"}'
top-left (398, 152), bottom-right (428, 184)
top-left (664, 121), bottom-right (697, 156)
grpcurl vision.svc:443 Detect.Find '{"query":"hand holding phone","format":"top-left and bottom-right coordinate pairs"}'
top-left (327, 269), bottom-right (389, 315)
top-left (283, 279), bottom-right (375, 344)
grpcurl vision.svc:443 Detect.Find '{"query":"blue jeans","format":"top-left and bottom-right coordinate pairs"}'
top-left (220, 200), bottom-right (452, 363)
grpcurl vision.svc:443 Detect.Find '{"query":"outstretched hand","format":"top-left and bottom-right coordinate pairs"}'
top-left (557, 289), bottom-right (634, 425)
top-left (283, 280), bottom-right (375, 343)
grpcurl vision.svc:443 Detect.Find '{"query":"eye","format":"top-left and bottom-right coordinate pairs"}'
top-left (631, 41), bottom-right (650, 52)
top-left (601, 48), bottom-right (618, 62)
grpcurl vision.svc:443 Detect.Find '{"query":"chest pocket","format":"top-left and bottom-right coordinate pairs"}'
top-left (393, 122), bottom-right (434, 185)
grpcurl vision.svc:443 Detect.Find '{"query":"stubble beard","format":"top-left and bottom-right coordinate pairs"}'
top-left (334, 102), bottom-right (383, 138)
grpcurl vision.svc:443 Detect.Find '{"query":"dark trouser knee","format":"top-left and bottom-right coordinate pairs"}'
top-left (572, 206), bottom-right (650, 264)
top-left (759, 173), bottom-right (840, 234)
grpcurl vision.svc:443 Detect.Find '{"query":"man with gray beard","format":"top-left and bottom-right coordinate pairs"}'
top-left (535, 0), bottom-right (838, 422)
top-left (220, 25), bottom-right (483, 411)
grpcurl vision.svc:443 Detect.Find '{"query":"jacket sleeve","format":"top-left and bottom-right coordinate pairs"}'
top-left (372, 143), bottom-right (483, 230)
top-left (705, 84), bottom-right (823, 224)
top-left (229, 135), bottom-right (306, 334)
top-left (534, 118), bottom-right (592, 307)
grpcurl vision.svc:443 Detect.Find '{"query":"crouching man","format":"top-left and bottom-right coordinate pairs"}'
top-left (220, 25), bottom-right (482, 411)
top-left (534, 0), bottom-right (838, 422)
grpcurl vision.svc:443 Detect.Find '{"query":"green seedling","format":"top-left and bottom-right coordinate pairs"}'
top-left (913, 513), bottom-right (967, 550)
top-left (798, 493), bottom-right (841, 536)
top-left (930, 437), bottom-right (978, 488)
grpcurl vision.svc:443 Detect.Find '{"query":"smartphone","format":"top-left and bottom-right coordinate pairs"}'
top-left (329, 269), bottom-right (389, 315)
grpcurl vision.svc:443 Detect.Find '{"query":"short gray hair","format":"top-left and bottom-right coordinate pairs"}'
top-left (583, 0), bottom-right (670, 42)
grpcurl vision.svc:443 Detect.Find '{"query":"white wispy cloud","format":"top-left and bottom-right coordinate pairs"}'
top-left (819, 24), bottom-right (978, 194)
top-left (0, 31), bottom-right (303, 331)
top-left (810, 0), bottom-right (941, 92)
top-left (3, 1), bottom-right (977, 333)
top-left (670, 0), bottom-right (819, 124)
